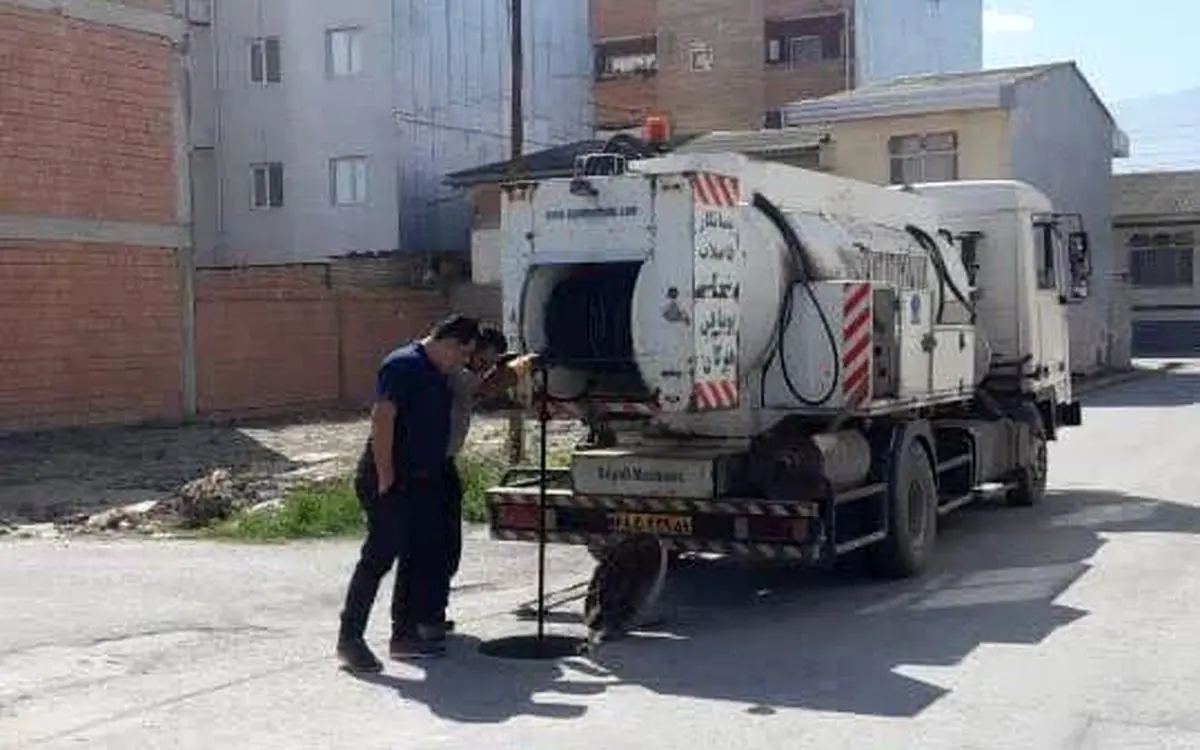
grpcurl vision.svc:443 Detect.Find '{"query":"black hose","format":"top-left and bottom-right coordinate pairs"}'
top-left (751, 193), bottom-right (840, 408)
top-left (906, 224), bottom-right (977, 324)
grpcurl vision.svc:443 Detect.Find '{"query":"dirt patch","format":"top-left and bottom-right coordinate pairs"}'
top-left (0, 412), bottom-right (586, 530)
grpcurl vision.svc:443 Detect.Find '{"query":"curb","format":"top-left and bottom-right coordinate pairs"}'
top-left (1073, 362), bottom-right (1180, 397)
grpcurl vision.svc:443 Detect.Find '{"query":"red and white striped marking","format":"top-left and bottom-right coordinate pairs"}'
top-left (692, 379), bottom-right (739, 411)
top-left (690, 173), bottom-right (740, 207)
top-left (841, 283), bottom-right (873, 409)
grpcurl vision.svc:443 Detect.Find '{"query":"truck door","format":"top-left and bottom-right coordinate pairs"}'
top-left (1032, 219), bottom-right (1071, 384)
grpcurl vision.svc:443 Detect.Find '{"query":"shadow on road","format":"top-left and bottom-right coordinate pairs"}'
top-left (349, 637), bottom-right (607, 723)
top-left (354, 487), bottom-right (1200, 723)
top-left (1084, 366), bottom-right (1200, 408)
top-left (0, 423), bottom-right (302, 521)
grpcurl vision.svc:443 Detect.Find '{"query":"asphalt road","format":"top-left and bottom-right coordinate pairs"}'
top-left (3, 362), bottom-right (1199, 749)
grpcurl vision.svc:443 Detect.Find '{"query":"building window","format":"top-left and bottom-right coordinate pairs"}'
top-left (689, 42), bottom-right (714, 72)
top-left (249, 36), bottom-right (282, 83)
top-left (788, 36), bottom-right (824, 68)
top-left (330, 156), bottom-right (368, 206)
top-left (1129, 230), bottom-right (1195, 287)
top-left (326, 27), bottom-right (363, 77)
top-left (765, 15), bottom-right (844, 66)
top-left (594, 35), bottom-right (657, 80)
top-left (250, 162), bottom-right (284, 208)
top-left (888, 132), bottom-right (958, 184)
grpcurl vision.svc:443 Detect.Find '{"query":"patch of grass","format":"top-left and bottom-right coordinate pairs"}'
top-left (458, 454), bottom-right (504, 524)
top-left (207, 480), bottom-right (364, 542)
top-left (207, 454), bottom-right (512, 541)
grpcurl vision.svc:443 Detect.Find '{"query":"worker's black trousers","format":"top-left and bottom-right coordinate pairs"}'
top-left (338, 470), bottom-right (450, 642)
top-left (444, 459), bottom-right (463, 581)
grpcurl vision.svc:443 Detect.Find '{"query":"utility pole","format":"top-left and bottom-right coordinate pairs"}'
top-left (506, 0), bottom-right (526, 464)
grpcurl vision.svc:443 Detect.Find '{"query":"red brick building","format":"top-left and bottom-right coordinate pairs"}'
top-left (593, 0), bottom-right (855, 134)
top-left (0, 0), bottom-right (191, 431)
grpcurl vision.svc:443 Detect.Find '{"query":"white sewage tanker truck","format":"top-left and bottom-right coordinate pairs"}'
top-left (485, 146), bottom-right (1091, 593)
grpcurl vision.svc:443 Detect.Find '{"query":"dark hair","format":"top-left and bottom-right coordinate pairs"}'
top-left (428, 314), bottom-right (481, 344)
top-left (476, 327), bottom-right (507, 354)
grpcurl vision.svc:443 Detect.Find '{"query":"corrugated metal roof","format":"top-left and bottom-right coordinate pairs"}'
top-left (673, 127), bottom-right (828, 154)
top-left (1113, 170), bottom-right (1200, 218)
top-left (821, 63), bottom-right (1064, 102)
top-left (783, 62), bottom-right (1120, 127)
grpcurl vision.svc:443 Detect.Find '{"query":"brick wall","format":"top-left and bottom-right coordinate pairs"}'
top-left (194, 265), bottom-right (503, 418)
top-left (594, 0), bottom-right (658, 38)
top-left (0, 3), bottom-right (507, 433)
top-left (0, 242), bottom-right (183, 431)
top-left (0, 5), bottom-right (177, 224)
top-left (592, 0), bottom-right (855, 133)
top-left (0, 3), bottom-right (184, 433)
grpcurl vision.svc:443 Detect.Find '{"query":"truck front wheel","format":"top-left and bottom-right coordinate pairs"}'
top-left (1007, 403), bottom-right (1048, 507)
top-left (868, 440), bottom-right (938, 579)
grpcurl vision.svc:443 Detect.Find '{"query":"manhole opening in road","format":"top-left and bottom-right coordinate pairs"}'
top-left (478, 634), bottom-right (584, 661)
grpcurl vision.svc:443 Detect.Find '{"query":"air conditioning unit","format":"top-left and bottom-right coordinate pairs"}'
top-left (188, 0), bottom-right (212, 25)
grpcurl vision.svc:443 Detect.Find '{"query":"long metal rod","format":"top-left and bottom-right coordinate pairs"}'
top-left (505, 0), bottom-right (526, 466)
top-left (535, 363), bottom-right (549, 644)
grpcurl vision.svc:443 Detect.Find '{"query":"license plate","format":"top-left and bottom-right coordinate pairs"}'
top-left (607, 512), bottom-right (694, 536)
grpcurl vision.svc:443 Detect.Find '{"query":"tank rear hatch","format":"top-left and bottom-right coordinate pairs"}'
top-left (501, 170), bottom-right (748, 416)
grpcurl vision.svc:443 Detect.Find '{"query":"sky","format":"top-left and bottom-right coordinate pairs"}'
top-left (982, 0), bottom-right (1199, 101)
top-left (982, 0), bottom-right (1200, 171)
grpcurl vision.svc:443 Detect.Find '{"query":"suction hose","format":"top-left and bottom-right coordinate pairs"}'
top-left (751, 192), bottom-right (840, 408)
top-left (905, 224), bottom-right (977, 324)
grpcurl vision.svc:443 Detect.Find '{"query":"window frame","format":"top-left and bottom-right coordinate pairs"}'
top-left (249, 36), bottom-right (282, 84)
top-left (330, 156), bottom-right (368, 206)
top-left (250, 162), bottom-right (285, 209)
top-left (594, 35), bottom-right (658, 80)
top-left (888, 131), bottom-right (959, 185)
top-left (1128, 230), bottom-right (1195, 287)
top-left (688, 42), bottom-right (714, 73)
top-left (326, 26), bottom-right (363, 78)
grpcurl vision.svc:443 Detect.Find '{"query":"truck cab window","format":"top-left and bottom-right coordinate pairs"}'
top-left (1033, 220), bottom-right (1058, 291)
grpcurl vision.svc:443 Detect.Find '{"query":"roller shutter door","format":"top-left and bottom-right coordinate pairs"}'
top-left (1131, 320), bottom-right (1200, 356)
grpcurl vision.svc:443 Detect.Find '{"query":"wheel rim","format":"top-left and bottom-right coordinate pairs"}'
top-left (1030, 434), bottom-right (1048, 489)
top-left (907, 480), bottom-right (928, 544)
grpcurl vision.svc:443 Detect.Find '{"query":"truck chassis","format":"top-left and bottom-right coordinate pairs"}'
top-left (486, 388), bottom-right (1081, 579)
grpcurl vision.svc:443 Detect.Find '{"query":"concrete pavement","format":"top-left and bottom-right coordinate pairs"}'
top-left (2, 362), bottom-right (1200, 749)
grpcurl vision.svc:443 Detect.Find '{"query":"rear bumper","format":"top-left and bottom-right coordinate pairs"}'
top-left (486, 487), bottom-right (826, 562)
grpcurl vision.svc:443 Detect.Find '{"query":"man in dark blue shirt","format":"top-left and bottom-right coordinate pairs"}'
top-left (337, 314), bottom-right (479, 672)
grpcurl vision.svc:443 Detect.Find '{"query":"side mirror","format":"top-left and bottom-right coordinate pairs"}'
top-left (1066, 231), bottom-right (1091, 301)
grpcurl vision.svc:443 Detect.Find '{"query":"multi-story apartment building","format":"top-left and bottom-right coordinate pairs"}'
top-left (593, 0), bottom-right (983, 134)
top-left (188, 0), bottom-right (593, 266)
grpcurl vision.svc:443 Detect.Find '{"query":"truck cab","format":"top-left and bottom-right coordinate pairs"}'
top-left (899, 180), bottom-right (1091, 423)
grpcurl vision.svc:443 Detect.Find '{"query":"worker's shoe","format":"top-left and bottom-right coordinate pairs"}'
top-left (389, 624), bottom-right (447, 660)
top-left (336, 638), bottom-right (383, 674)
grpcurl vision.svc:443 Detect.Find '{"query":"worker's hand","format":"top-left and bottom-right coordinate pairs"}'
top-left (377, 468), bottom-right (396, 497)
top-left (507, 353), bottom-right (539, 377)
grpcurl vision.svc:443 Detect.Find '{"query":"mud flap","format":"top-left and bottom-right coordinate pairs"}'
top-left (582, 535), bottom-right (669, 649)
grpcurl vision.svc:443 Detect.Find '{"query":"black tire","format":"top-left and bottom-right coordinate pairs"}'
top-left (1007, 403), bottom-right (1048, 507)
top-left (589, 539), bottom-right (684, 570)
top-left (868, 439), bottom-right (938, 579)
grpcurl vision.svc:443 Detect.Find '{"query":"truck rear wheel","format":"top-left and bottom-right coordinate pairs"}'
top-left (1007, 403), bottom-right (1048, 507)
top-left (868, 439), bottom-right (937, 579)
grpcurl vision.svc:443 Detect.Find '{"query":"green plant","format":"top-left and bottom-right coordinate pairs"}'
top-left (207, 480), bottom-right (364, 542)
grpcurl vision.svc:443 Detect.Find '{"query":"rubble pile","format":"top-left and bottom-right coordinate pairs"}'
top-left (40, 468), bottom-right (285, 537)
